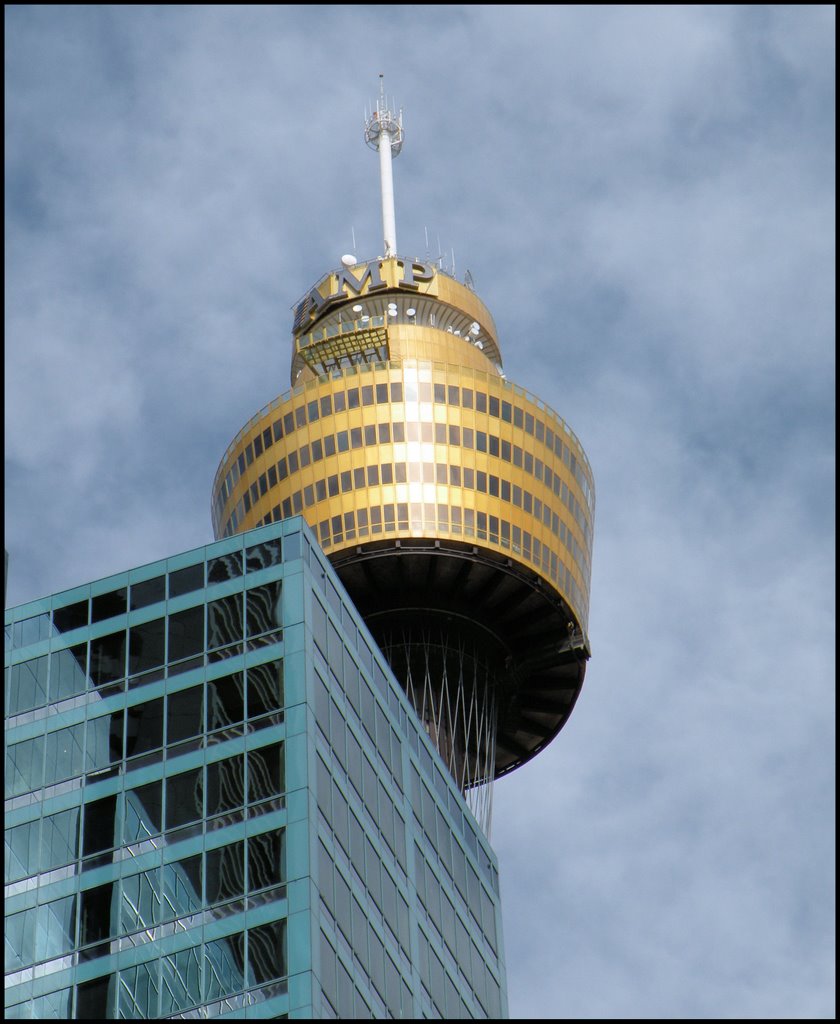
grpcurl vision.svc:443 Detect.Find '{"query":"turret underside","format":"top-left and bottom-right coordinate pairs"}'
top-left (331, 538), bottom-right (589, 783)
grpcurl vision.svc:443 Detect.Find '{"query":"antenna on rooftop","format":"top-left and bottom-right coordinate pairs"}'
top-left (364, 73), bottom-right (404, 259)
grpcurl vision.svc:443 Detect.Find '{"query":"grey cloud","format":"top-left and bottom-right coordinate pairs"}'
top-left (5, 5), bottom-right (834, 1019)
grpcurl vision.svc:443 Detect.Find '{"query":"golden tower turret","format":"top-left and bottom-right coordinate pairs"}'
top-left (211, 80), bottom-right (594, 831)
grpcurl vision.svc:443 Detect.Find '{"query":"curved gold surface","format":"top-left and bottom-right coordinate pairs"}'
top-left (212, 360), bottom-right (594, 632)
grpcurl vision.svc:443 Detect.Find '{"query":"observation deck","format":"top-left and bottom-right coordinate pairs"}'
top-left (212, 255), bottom-right (594, 829)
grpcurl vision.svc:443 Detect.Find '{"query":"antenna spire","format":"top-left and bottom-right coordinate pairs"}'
top-left (364, 74), bottom-right (404, 259)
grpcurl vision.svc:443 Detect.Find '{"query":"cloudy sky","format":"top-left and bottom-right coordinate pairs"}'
top-left (5, 5), bottom-right (835, 1019)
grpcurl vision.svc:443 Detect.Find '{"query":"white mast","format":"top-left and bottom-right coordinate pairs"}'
top-left (364, 74), bottom-right (403, 258)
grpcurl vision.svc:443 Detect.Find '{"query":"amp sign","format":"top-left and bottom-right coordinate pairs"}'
top-left (293, 258), bottom-right (437, 330)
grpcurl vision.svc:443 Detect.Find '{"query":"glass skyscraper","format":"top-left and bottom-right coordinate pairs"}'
top-left (4, 518), bottom-right (507, 1018)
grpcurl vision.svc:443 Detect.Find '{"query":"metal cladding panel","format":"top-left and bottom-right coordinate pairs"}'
top-left (212, 362), bottom-right (594, 634)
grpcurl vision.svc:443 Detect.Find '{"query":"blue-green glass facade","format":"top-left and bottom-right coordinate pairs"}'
top-left (5, 518), bottom-right (507, 1019)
